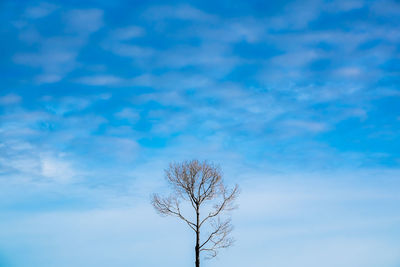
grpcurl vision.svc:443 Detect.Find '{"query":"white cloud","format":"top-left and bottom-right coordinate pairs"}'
top-left (103, 43), bottom-right (154, 59)
top-left (42, 96), bottom-right (92, 115)
top-left (336, 67), bottom-right (362, 77)
top-left (112, 26), bottom-right (144, 40)
top-left (153, 43), bottom-right (239, 75)
top-left (14, 42), bottom-right (80, 84)
top-left (325, 0), bottom-right (364, 11)
top-left (149, 112), bottom-right (191, 135)
top-left (81, 136), bottom-right (139, 162)
top-left (24, 2), bottom-right (58, 19)
top-left (115, 108), bottom-right (140, 123)
top-left (102, 24), bottom-right (151, 63)
top-left (13, 41), bottom-right (79, 84)
top-left (64, 9), bottom-right (104, 34)
top-left (144, 4), bottom-right (216, 21)
top-left (1, 153), bottom-right (42, 177)
top-left (14, 9), bottom-right (104, 84)
top-left (197, 18), bottom-right (265, 43)
top-left (18, 26), bottom-right (41, 43)
top-left (40, 155), bottom-right (76, 182)
top-left (13, 49), bottom-right (76, 68)
top-left (36, 73), bottom-right (64, 83)
top-left (371, 0), bottom-right (400, 16)
top-left (0, 94), bottom-right (21, 105)
top-left (131, 72), bottom-right (212, 90)
top-left (281, 120), bottom-right (329, 134)
top-left (76, 75), bottom-right (125, 86)
top-left (268, 0), bottom-right (322, 30)
top-left (271, 50), bottom-right (319, 68)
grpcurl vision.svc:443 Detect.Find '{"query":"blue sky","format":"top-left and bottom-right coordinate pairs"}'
top-left (0, 0), bottom-right (400, 266)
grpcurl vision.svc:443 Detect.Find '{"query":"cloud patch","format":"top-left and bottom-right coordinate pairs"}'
top-left (13, 8), bottom-right (104, 84)
top-left (24, 2), bottom-right (58, 19)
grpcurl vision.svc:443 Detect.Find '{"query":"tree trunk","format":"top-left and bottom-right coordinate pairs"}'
top-left (195, 210), bottom-right (200, 267)
top-left (195, 230), bottom-right (200, 267)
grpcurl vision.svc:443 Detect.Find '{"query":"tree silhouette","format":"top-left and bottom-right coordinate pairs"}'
top-left (152, 160), bottom-right (239, 267)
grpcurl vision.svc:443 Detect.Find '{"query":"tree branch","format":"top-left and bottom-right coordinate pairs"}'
top-left (200, 218), bottom-right (232, 248)
top-left (199, 185), bottom-right (238, 227)
top-left (152, 194), bottom-right (196, 231)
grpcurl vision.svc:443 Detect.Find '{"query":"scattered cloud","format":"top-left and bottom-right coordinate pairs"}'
top-left (144, 4), bottom-right (216, 21)
top-left (115, 108), bottom-right (140, 123)
top-left (40, 154), bottom-right (76, 182)
top-left (76, 75), bottom-right (125, 86)
top-left (268, 0), bottom-right (322, 30)
top-left (64, 9), bottom-right (104, 34)
top-left (111, 26), bottom-right (144, 40)
top-left (41, 96), bottom-right (93, 115)
top-left (24, 2), bottom-right (58, 19)
top-left (281, 119), bottom-right (329, 134)
top-left (14, 47), bottom-right (78, 84)
top-left (370, 0), bottom-right (400, 16)
top-left (335, 67), bottom-right (363, 77)
top-left (13, 8), bottom-right (104, 84)
top-left (326, 0), bottom-right (364, 11)
top-left (0, 94), bottom-right (21, 105)
top-left (104, 43), bottom-right (154, 59)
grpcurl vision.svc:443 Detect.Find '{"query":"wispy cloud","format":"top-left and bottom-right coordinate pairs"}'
top-left (115, 108), bottom-right (140, 123)
top-left (24, 2), bottom-right (58, 19)
top-left (76, 75), bottom-right (125, 86)
top-left (40, 154), bottom-right (77, 182)
top-left (13, 8), bottom-right (104, 84)
top-left (111, 26), bottom-right (144, 40)
top-left (0, 94), bottom-right (21, 105)
top-left (280, 119), bottom-right (329, 134)
top-left (144, 4), bottom-right (217, 21)
top-left (63, 9), bottom-right (104, 34)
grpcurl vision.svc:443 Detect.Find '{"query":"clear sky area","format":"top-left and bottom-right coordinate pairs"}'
top-left (0, 0), bottom-right (399, 266)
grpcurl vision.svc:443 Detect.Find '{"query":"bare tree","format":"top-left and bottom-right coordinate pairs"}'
top-left (151, 160), bottom-right (239, 267)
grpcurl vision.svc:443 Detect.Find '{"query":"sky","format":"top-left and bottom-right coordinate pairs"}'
top-left (0, 0), bottom-right (400, 266)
